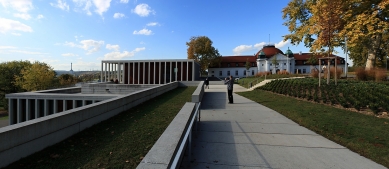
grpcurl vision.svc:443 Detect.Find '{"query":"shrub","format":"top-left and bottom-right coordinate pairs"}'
top-left (323, 67), bottom-right (343, 79)
top-left (355, 67), bottom-right (367, 81)
top-left (311, 69), bottom-right (319, 78)
top-left (375, 68), bottom-right (387, 82)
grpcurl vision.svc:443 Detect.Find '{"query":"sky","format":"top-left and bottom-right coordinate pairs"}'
top-left (0, 0), bottom-right (351, 71)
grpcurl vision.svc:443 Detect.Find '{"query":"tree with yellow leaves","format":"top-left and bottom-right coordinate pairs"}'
top-left (282, 0), bottom-right (389, 70)
top-left (14, 61), bottom-right (56, 91)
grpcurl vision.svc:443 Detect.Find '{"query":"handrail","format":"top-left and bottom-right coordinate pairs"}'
top-left (170, 102), bottom-right (201, 169)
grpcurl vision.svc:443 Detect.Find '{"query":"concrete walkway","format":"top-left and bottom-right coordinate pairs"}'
top-left (180, 84), bottom-right (386, 169)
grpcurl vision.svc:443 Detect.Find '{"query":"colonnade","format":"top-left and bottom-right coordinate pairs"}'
top-left (8, 98), bottom-right (102, 125)
top-left (101, 60), bottom-right (197, 84)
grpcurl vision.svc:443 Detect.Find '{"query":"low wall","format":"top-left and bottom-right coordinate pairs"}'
top-left (38, 87), bottom-right (81, 94)
top-left (0, 82), bottom-right (179, 168)
top-left (137, 81), bottom-right (204, 168)
top-left (81, 83), bottom-right (160, 94)
top-left (137, 103), bottom-right (196, 169)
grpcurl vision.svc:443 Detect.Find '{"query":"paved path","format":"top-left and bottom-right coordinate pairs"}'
top-left (0, 118), bottom-right (8, 128)
top-left (181, 84), bottom-right (386, 169)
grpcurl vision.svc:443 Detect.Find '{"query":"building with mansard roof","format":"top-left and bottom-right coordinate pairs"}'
top-left (208, 44), bottom-right (347, 78)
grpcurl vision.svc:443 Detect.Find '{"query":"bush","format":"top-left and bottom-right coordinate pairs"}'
top-left (277, 70), bottom-right (290, 75)
top-left (311, 69), bottom-right (319, 78)
top-left (323, 67), bottom-right (343, 79)
top-left (355, 67), bottom-right (367, 81)
top-left (255, 71), bottom-right (271, 77)
top-left (375, 68), bottom-right (387, 82)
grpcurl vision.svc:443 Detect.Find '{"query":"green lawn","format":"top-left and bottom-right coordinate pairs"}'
top-left (237, 89), bottom-right (389, 168)
top-left (4, 86), bottom-right (196, 169)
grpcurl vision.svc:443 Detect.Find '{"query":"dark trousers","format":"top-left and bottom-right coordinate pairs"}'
top-left (228, 90), bottom-right (233, 103)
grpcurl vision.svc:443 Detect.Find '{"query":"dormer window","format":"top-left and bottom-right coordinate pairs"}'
top-left (227, 63), bottom-right (230, 67)
top-left (235, 63), bottom-right (239, 67)
top-left (252, 63), bottom-right (255, 66)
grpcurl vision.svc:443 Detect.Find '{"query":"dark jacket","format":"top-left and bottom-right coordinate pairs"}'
top-left (224, 78), bottom-right (233, 90)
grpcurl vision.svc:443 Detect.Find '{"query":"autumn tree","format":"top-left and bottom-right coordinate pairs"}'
top-left (282, 0), bottom-right (389, 70)
top-left (0, 60), bottom-right (31, 109)
top-left (58, 74), bottom-right (78, 86)
top-left (15, 61), bottom-right (56, 91)
top-left (307, 54), bottom-right (318, 71)
top-left (186, 36), bottom-right (222, 75)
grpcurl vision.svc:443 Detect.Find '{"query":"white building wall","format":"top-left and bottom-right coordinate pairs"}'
top-left (208, 67), bottom-right (257, 78)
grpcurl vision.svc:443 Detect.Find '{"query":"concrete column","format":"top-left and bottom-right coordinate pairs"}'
top-left (154, 61), bottom-right (156, 84)
top-left (133, 62), bottom-right (135, 84)
top-left (119, 62), bottom-right (122, 83)
top-left (104, 62), bottom-right (107, 82)
top-left (53, 99), bottom-right (58, 113)
top-left (73, 100), bottom-right (76, 109)
top-left (192, 61), bottom-right (194, 81)
top-left (100, 61), bottom-right (104, 82)
top-left (181, 61), bottom-right (183, 81)
top-left (164, 61), bottom-right (166, 84)
top-left (187, 61), bottom-right (189, 81)
top-left (35, 99), bottom-right (39, 118)
top-left (107, 63), bottom-right (110, 81)
top-left (26, 99), bottom-right (31, 120)
top-left (148, 62), bottom-right (150, 84)
top-left (93, 100), bottom-right (96, 103)
top-left (17, 99), bottom-right (22, 123)
top-left (63, 100), bottom-right (67, 111)
top-left (127, 62), bottom-right (130, 84)
top-left (142, 62), bottom-right (146, 84)
top-left (138, 62), bottom-right (140, 84)
top-left (116, 63), bottom-right (119, 82)
top-left (159, 62), bottom-right (161, 84)
top-left (176, 61), bottom-right (178, 81)
top-left (83, 100), bottom-right (86, 106)
top-left (44, 99), bottom-right (49, 116)
top-left (9, 98), bottom-right (14, 125)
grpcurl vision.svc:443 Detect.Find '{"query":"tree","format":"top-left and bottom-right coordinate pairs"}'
top-left (282, 0), bottom-right (389, 70)
top-left (271, 56), bottom-right (279, 74)
top-left (0, 61), bottom-right (31, 109)
top-left (14, 61), bottom-right (56, 91)
top-left (245, 59), bottom-right (251, 77)
top-left (186, 36), bottom-right (222, 75)
top-left (58, 74), bottom-right (78, 86)
top-left (307, 54), bottom-right (318, 71)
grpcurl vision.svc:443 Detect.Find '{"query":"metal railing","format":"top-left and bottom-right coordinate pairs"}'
top-left (170, 102), bottom-right (201, 169)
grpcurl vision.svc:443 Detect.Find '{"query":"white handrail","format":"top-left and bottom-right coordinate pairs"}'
top-left (170, 102), bottom-right (201, 169)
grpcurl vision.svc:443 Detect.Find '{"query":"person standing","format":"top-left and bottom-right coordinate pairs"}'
top-left (204, 78), bottom-right (209, 89)
top-left (224, 75), bottom-right (234, 104)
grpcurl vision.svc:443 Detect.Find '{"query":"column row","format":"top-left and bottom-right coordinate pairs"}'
top-left (8, 99), bottom-right (101, 125)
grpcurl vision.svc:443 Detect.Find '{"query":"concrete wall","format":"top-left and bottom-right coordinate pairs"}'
top-left (38, 87), bottom-right (81, 94)
top-left (81, 83), bottom-right (160, 94)
top-left (137, 102), bottom-right (196, 169)
top-left (0, 82), bottom-right (179, 168)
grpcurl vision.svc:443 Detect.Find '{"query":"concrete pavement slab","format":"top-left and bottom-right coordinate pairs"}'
top-left (180, 84), bottom-right (386, 169)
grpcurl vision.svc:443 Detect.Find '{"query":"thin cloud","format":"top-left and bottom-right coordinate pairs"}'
top-left (275, 40), bottom-right (290, 48)
top-left (9, 50), bottom-right (49, 55)
top-left (50, 0), bottom-right (70, 11)
top-left (0, 46), bottom-right (17, 49)
top-left (120, 0), bottom-right (129, 3)
top-left (36, 14), bottom-right (44, 19)
top-left (62, 53), bottom-right (78, 57)
top-left (133, 28), bottom-right (152, 35)
top-left (233, 45), bottom-right (253, 55)
top-left (132, 4), bottom-right (155, 17)
top-left (113, 13), bottom-right (125, 18)
top-left (104, 47), bottom-right (145, 60)
top-left (13, 13), bottom-right (31, 20)
top-left (93, 0), bottom-right (111, 16)
top-left (73, 0), bottom-right (112, 16)
top-left (0, 17), bottom-right (33, 34)
top-left (146, 22), bottom-right (158, 26)
top-left (63, 39), bottom-right (105, 54)
top-left (106, 44), bottom-right (120, 51)
top-left (0, 0), bottom-right (33, 13)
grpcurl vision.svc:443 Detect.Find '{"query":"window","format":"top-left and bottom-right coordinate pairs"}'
top-left (252, 63), bottom-right (255, 66)
top-left (235, 63), bottom-right (239, 67)
top-left (235, 70), bottom-right (238, 76)
top-left (219, 71), bottom-right (222, 76)
top-left (212, 71), bottom-right (214, 73)
top-left (284, 63), bottom-right (286, 65)
top-left (303, 61), bottom-right (306, 64)
top-left (227, 71), bottom-right (230, 76)
top-left (243, 70), bottom-right (246, 75)
top-left (331, 60), bottom-right (334, 64)
top-left (303, 69), bottom-right (306, 73)
top-left (270, 63), bottom-right (272, 66)
top-left (261, 64), bottom-right (264, 66)
top-left (251, 70), bottom-right (254, 75)
top-left (341, 60), bottom-right (344, 64)
top-left (227, 63), bottom-right (230, 67)
top-left (290, 63), bottom-right (291, 65)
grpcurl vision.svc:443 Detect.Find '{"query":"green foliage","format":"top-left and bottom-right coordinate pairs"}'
top-left (259, 78), bottom-right (389, 114)
top-left (14, 61), bottom-right (56, 91)
top-left (186, 36), bottom-right (222, 74)
top-left (0, 60), bottom-right (32, 109)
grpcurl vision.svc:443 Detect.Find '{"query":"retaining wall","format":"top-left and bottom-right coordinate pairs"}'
top-left (0, 82), bottom-right (179, 168)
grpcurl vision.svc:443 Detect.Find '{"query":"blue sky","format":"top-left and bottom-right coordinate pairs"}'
top-left (0, 0), bottom-right (350, 71)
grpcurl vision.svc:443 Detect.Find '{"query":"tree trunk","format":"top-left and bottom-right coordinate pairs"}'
top-left (365, 35), bottom-right (382, 70)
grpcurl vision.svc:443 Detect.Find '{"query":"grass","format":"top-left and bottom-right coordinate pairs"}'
top-left (237, 89), bottom-right (389, 168)
top-left (236, 74), bottom-right (305, 88)
top-left (4, 86), bottom-right (196, 169)
top-left (0, 116), bottom-right (8, 120)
